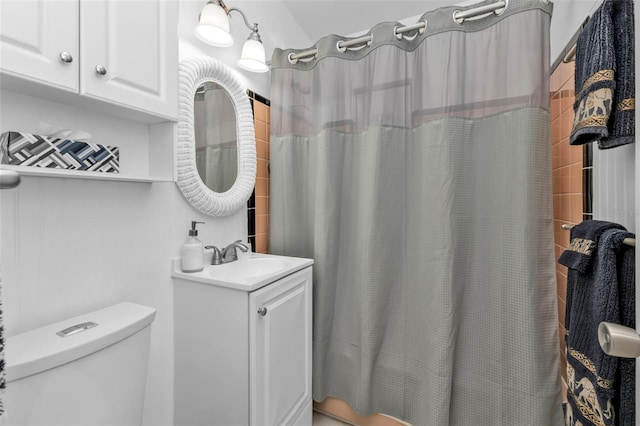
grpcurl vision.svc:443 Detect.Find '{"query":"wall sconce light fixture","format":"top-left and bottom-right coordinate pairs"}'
top-left (195, 0), bottom-right (269, 73)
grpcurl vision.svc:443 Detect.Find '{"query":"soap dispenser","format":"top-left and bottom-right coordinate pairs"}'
top-left (181, 221), bottom-right (205, 272)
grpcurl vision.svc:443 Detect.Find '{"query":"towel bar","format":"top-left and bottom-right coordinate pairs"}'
top-left (561, 224), bottom-right (635, 247)
top-left (563, 44), bottom-right (577, 63)
top-left (0, 169), bottom-right (20, 190)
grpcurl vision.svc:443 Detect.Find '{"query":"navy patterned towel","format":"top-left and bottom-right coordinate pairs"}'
top-left (570, 0), bottom-right (635, 149)
top-left (563, 228), bottom-right (635, 426)
top-left (558, 220), bottom-right (626, 273)
top-left (600, 0), bottom-right (635, 149)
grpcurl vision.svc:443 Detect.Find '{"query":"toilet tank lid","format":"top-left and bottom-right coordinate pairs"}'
top-left (6, 302), bottom-right (156, 382)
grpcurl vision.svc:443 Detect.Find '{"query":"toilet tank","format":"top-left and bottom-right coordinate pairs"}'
top-left (4, 302), bottom-right (156, 426)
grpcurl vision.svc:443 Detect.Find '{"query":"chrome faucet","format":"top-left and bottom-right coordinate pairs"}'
top-left (205, 240), bottom-right (249, 265)
top-left (222, 240), bottom-right (249, 263)
top-left (204, 245), bottom-right (224, 265)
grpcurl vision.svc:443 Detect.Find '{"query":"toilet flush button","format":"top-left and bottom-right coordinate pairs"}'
top-left (56, 321), bottom-right (98, 337)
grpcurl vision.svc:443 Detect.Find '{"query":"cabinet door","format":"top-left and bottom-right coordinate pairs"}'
top-left (79, 0), bottom-right (178, 119)
top-left (250, 268), bottom-right (312, 425)
top-left (0, 0), bottom-right (79, 91)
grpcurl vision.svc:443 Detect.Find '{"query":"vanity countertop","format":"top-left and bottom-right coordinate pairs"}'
top-left (171, 252), bottom-right (313, 292)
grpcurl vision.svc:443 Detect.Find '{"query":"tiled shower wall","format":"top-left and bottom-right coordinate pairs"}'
top-left (550, 58), bottom-right (578, 379)
top-left (247, 90), bottom-right (270, 254)
top-left (550, 60), bottom-right (592, 388)
top-left (550, 58), bottom-right (637, 402)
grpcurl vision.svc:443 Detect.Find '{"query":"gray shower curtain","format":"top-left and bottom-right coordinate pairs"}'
top-left (270, 1), bottom-right (562, 424)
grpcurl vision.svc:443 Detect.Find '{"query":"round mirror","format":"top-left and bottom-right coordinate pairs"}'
top-left (177, 57), bottom-right (256, 216)
top-left (194, 81), bottom-right (238, 193)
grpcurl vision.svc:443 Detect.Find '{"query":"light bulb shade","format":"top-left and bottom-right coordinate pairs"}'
top-left (237, 38), bottom-right (268, 73)
top-left (194, 2), bottom-right (233, 47)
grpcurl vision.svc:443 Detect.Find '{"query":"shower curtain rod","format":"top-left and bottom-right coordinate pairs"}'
top-left (562, 16), bottom-right (590, 64)
top-left (288, 0), bottom-right (507, 63)
top-left (552, 8), bottom-right (596, 70)
top-left (561, 224), bottom-right (636, 247)
top-left (558, 0), bottom-right (604, 65)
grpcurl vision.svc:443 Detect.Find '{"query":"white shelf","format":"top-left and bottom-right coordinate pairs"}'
top-left (1, 165), bottom-right (172, 183)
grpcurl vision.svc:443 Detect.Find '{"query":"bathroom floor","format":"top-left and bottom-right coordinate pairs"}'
top-left (313, 411), bottom-right (351, 425)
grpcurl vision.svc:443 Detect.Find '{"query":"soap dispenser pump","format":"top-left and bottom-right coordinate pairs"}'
top-left (181, 221), bottom-right (205, 272)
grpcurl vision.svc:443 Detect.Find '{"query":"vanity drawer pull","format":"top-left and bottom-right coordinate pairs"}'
top-left (257, 307), bottom-right (268, 316)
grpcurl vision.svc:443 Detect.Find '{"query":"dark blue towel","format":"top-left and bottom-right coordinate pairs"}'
top-left (562, 224), bottom-right (635, 426)
top-left (570, 0), bottom-right (615, 146)
top-left (558, 220), bottom-right (625, 273)
top-left (599, 0), bottom-right (635, 149)
top-left (570, 0), bottom-right (636, 149)
top-left (605, 230), bottom-right (635, 426)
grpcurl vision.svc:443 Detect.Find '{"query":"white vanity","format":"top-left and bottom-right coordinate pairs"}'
top-left (170, 56), bottom-right (305, 425)
top-left (172, 253), bottom-right (313, 426)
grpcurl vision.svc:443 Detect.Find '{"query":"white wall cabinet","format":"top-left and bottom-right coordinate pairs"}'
top-left (0, 0), bottom-right (79, 92)
top-left (174, 266), bottom-right (313, 426)
top-left (79, 0), bottom-right (177, 119)
top-left (0, 0), bottom-right (178, 121)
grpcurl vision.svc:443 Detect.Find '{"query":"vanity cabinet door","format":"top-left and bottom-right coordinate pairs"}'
top-left (80, 0), bottom-right (178, 119)
top-left (0, 0), bottom-right (79, 91)
top-left (250, 267), bottom-right (313, 425)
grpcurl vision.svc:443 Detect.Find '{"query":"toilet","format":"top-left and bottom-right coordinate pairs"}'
top-left (3, 302), bottom-right (156, 426)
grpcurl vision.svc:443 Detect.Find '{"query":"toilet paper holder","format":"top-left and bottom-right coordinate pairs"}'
top-left (598, 322), bottom-right (640, 358)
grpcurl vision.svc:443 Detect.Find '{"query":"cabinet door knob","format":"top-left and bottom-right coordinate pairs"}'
top-left (59, 51), bottom-right (73, 63)
top-left (257, 307), bottom-right (268, 316)
top-left (95, 65), bottom-right (107, 76)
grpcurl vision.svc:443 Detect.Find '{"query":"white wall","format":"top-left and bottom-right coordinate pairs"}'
top-left (593, 145), bottom-right (636, 231)
top-left (549, 0), bottom-right (601, 64)
top-left (178, 0), bottom-right (312, 97)
top-left (0, 1), bottom-right (312, 424)
top-left (0, 88), bottom-right (248, 426)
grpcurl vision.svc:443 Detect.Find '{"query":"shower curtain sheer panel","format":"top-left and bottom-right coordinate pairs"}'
top-left (270, 1), bottom-right (561, 424)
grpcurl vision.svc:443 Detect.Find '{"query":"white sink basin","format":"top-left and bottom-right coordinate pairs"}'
top-left (172, 253), bottom-right (313, 291)
top-left (206, 256), bottom-right (293, 282)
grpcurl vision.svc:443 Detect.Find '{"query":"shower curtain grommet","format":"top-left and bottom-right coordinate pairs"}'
top-left (452, 10), bottom-right (464, 24)
top-left (336, 36), bottom-right (373, 53)
top-left (495, 0), bottom-right (508, 16)
top-left (393, 20), bottom-right (427, 41)
top-left (453, 0), bottom-right (509, 24)
top-left (393, 26), bottom-right (402, 40)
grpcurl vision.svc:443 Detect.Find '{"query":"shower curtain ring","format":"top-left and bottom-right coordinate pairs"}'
top-left (453, 0), bottom-right (509, 24)
top-left (394, 20), bottom-right (427, 41)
